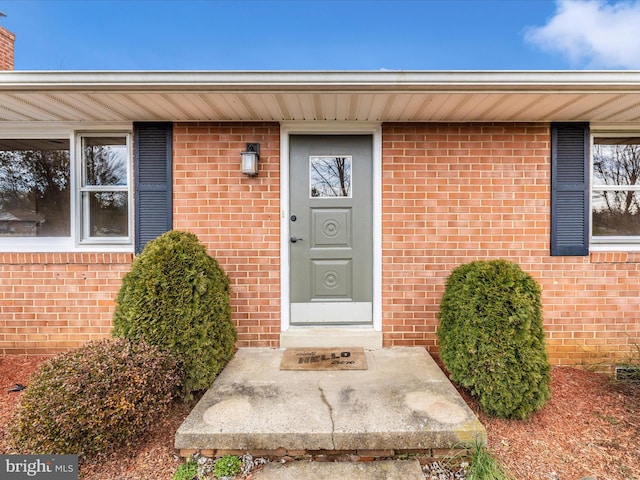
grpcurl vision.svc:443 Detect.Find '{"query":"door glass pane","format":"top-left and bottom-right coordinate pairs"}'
top-left (592, 190), bottom-right (640, 236)
top-left (82, 136), bottom-right (128, 186)
top-left (83, 191), bottom-right (128, 237)
top-left (310, 156), bottom-right (352, 198)
top-left (0, 139), bottom-right (70, 237)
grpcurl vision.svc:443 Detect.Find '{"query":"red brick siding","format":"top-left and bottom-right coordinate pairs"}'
top-left (0, 253), bottom-right (132, 355)
top-left (172, 123), bottom-right (281, 348)
top-left (0, 26), bottom-right (15, 70)
top-left (3, 121), bottom-right (639, 366)
top-left (381, 123), bottom-right (640, 365)
top-left (0, 122), bottom-right (280, 354)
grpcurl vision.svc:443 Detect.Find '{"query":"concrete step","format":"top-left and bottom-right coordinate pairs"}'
top-left (250, 459), bottom-right (425, 480)
top-left (175, 347), bottom-right (485, 457)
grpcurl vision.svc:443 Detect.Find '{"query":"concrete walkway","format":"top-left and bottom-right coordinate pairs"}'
top-left (175, 347), bottom-right (485, 457)
top-left (250, 459), bottom-right (425, 480)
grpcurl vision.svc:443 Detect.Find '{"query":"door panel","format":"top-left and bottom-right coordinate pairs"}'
top-left (289, 135), bottom-right (373, 325)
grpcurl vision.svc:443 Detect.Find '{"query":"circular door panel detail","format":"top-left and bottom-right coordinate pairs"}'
top-left (312, 260), bottom-right (351, 299)
top-left (322, 219), bottom-right (340, 238)
top-left (312, 209), bottom-right (351, 247)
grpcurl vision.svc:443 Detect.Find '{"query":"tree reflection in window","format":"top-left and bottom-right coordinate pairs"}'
top-left (592, 138), bottom-right (640, 237)
top-left (310, 156), bottom-right (352, 198)
top-left (83, 137), bottom-right (127, 186)
top-left (81, 136), bottom-right (129, 238)
top-left (0, 139), bottom-right (70, 237)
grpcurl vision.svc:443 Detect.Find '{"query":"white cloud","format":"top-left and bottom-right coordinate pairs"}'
top-left (525, 0), bottom-right (640, 68)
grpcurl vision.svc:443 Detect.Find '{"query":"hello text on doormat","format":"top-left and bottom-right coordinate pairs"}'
top-left (280, 348), bottom-right (368, 370)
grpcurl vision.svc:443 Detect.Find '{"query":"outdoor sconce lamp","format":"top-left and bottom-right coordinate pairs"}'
top-left (241, 143), bottom-right (260, 176)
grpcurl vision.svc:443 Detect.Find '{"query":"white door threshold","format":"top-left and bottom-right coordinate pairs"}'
top-left (280, 327), bottom-right (382, 350)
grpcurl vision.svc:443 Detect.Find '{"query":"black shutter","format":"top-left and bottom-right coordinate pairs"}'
top-left (551, 122), bottom-right (590, 256)
top-left (134, 122), bottom-right (173, 254)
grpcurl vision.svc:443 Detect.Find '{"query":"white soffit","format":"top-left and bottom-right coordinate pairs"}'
top-left (0, 70), bottom-right (640, 124)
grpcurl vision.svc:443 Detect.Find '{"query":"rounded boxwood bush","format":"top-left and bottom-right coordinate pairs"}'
top-left (112, 230), bottom-right (237, 398)
top-left (8, 338), bottom-right (182, 459)
top-left (437, 259), bottom-right (551, 420)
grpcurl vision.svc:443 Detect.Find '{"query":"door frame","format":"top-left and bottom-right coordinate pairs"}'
top-left (280, 122), bottom-right (383, 336)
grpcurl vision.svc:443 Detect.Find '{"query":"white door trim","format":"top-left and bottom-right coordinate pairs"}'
top-left (280, 122), bottom-right (383, 338)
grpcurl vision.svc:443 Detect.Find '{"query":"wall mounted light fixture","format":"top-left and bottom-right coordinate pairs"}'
top-left (241, 143), bottom-right (260, 176)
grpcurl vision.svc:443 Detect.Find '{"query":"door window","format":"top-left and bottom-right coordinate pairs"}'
top-left (309, 156), bottom-right (352, 198)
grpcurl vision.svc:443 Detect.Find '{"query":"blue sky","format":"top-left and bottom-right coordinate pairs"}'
top-left (1, 0), bottom-right (640, 70)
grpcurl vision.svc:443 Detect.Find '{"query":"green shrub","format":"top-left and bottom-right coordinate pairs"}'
top-left (437, 260), bottom-right (551, 420)
top-left (173, 457), bottom-right (198, 480)
top-left (214, 454), bottom-right (242, 478)
top-left (8, 338), bottom-right (182, 460)
top-left (112, 230), bottom-right (237, 398)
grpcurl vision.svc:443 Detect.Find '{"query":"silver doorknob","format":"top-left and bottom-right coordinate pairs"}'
top-left (290, 236), bottom-right (303, 243)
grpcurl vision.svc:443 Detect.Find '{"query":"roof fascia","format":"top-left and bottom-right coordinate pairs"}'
top-left (1, 70), bottom-right (639, 93)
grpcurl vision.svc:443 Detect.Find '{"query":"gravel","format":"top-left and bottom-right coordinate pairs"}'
top-left (422, 460), bottom-right (469, 479)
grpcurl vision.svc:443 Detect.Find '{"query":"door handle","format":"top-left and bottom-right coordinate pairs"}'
top-left (290, 236), bottom-right (303, 243)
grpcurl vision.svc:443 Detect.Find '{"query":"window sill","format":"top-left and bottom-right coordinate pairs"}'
top-left (0, 237), bottom-right (134, 253)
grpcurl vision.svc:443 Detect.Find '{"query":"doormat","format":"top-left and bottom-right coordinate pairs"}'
top-left (280, 348), bottom-right (368, 371)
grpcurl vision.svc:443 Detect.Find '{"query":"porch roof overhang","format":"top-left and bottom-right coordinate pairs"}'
top-left (1, 70), bottom-right (640, 125)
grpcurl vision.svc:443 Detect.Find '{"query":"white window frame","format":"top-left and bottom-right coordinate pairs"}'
top-left (0, 124), bottom-right (133, 252)
top-left (76, 132), bottom-right (133, 247)
top-left (590, 131), bottom-right (640, 251)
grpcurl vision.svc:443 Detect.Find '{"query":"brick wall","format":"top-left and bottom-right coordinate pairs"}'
top-left (0, 122), bottom-right (280, 355)
top-left (0, 253), bottom-right (132, 355)
top-left (381, 123), bottom-right (640, 365)
top-left (172, 122), bottom-right (281, 348)
top-left (3, 121), bottom-right (639, 366)
top-left (0, 26), bottom-right (15, 70)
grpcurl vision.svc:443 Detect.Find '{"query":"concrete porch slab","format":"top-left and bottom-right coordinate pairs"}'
top-left (175, 347), bottom-right (485, 455)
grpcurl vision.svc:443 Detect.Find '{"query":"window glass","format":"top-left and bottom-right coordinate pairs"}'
top-left (310, 156), bottom-right (352, 198)
top-left (592, 190), bottom-right (640, 236)
top-left (80, 134), bottom-right (130, 243)
top-left (593, 138), bottom-right (640, 186)
top-left (82, 137), bottom-right (128, 186)
top-left (592, 138), bottom-right (640, 239)
top-left (0, 139), bottom-right (70, 237)
top-left (83, 191), bottom-right (128, 237)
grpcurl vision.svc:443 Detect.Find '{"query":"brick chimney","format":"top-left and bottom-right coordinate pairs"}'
top-left (0, 25), bottom-right (15, 70)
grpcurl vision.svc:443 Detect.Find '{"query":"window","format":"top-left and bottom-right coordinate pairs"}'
top-left (592, 137), bottom-right (640, 243)
top-left (0, 131), bottom-right (132, 251)
top-left (309, 156), bottom-right (352, 198)
top-left (79, 134), bottom-right (131, 243)
top-left (0, 139), bottom-right (70, 237)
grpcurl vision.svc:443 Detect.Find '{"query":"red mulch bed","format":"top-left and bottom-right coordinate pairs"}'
top-left (1, 355), bottom-right (639, 479)
top-left (478, 367), bottom-right (640, 480)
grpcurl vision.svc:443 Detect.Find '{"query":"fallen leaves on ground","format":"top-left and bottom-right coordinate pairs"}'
top-left (1, 355), bottom-right (639, 480)
top-left (460, 367), bottom-right (640, 480)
